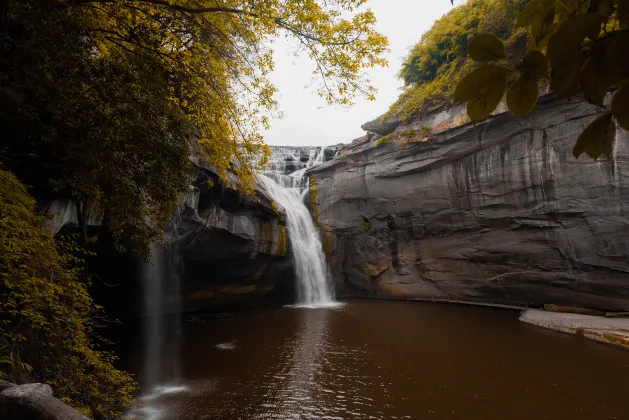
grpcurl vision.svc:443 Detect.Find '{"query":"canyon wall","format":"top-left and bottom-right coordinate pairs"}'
top-left (174, 167), bottom-right (294, 311)
top-left (307, 94), bottom-right (629, 311)
top-left (45, 165), bottom-right (295, 315)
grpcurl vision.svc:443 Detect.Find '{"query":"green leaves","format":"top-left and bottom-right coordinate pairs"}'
top-left (516, 0), bottom-right (555, 27)
top-left (454, 64), bottom-right (510, 123)
top-left (547, 14), bottom-right (605, 97)
top-left (581, 40), bottom-right (615, 105)
top-left (612, 84), bottom-right (629, 130)
top-left (507, 77), bottom-right (539, 116)
top-left (517, 0), bottom-right (557, 47)
top-left (505, 52), bottom-right (549, 117)
top-left (573, 112), bottom-right (616, 159)
top-left (467, 33), bottom-right (507, 62)
top-left (452, 0), bottom-right (628, 163)
top-left (520, 50), bottom-right (549, 80)
top-left (455, 32), bottom-right (511, 123)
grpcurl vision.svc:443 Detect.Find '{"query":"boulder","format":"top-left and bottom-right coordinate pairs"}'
top-left (0, 383), bottom-right (88, 420)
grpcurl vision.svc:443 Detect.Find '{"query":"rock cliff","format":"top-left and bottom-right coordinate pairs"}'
top-left (307, 94), bottom-right (629, 311)
top-left (45, 164), bottom-right (295, 314)
top-left (173, 166), bottom-right (294, 311)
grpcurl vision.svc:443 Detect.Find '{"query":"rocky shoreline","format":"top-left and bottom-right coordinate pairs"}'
top-left (520, 309), bottom-right (629, 350)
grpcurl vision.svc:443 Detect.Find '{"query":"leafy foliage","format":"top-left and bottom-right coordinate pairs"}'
top-left (468, 32), bottom-right (508, 61)
top-left (387, 0), bottom-right (529, 121)
top-left (0, 168), bottom-right (135, 419)
top-left (0, 0), bottom-right (388, 257)
top-left (455, 0), bottom-right (629, 159)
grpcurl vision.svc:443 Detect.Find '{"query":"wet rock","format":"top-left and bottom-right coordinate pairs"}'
top-left (308, 94), bottom-right (629, 311)
top-left (0, 383), bottom-right (88, 420)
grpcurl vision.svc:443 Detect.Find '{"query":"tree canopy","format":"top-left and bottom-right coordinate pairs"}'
top-left (0, 0), bottom-right (388, 256)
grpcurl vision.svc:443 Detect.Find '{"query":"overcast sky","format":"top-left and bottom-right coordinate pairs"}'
top-left (263, 0), bottom-right (462, 147)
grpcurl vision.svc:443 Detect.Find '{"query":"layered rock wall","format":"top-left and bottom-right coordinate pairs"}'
top-left (173, 167), bottom-right (294, 311)
top-left (307, 95), bottom-right (629, 311)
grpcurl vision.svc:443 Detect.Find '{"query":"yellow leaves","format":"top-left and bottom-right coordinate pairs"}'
top-left (573, 112), bottom-right (615, 159)
top-left (0, 168), bottom-right (135, 418)
top-left (467, 33), bottom-right (507, 62)
top-left (82, 0), bottom-right (387, 190)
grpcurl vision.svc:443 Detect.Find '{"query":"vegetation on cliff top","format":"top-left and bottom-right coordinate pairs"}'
top-left (0, 169), bottom-right (135, 418)
top-left (386, 0), bottom-right (530, 122)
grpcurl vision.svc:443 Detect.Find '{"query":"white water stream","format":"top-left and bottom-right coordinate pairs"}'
top-left (259, 147), bottom-right (339, 308)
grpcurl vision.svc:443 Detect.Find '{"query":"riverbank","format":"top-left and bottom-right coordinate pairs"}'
top-left (520, 309), bottom-right (629, 351)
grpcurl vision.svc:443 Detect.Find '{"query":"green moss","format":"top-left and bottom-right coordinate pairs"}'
top-left (278, 225), bottom-right (287, 256)
top-left (362, 221), bottom-right (372, 230)
top-left (320, 230), bottom-right (335, 256)
top-left (376, 135), bottom-right (391, 146)
top-left (387, 0), bottom-right (530, 122)
top-left (309, 178), bottom-right (320, 226)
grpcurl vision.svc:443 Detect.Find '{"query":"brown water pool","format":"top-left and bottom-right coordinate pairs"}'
top-left (122, 299), bottom-right (629, 419)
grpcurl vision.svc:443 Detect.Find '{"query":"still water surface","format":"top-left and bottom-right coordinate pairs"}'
top-left (123, 300), bottom-right (629, 419)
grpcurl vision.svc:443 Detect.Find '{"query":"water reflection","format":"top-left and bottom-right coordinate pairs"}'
top-left (120, 300), bottom-right (629, 420)
top-left (274, 308), bottom-right (331, 418)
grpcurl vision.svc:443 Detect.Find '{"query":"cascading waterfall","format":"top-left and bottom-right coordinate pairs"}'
top-left (259, 147), bottom-right (339, 307)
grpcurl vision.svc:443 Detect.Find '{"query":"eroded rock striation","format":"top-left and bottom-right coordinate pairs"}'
top-left (172, 166), bottom-right (294, 311)
top-left (307, 94), bottom-right (629, 311)
top-left (43, 164), bottom-right (295, 313)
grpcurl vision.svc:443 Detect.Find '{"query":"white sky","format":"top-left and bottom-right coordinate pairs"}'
top-left (263, 0), bottom-right (462, 147)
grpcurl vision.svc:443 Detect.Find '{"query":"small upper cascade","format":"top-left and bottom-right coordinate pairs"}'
top-left (265, 146), bottom-right (326, 190)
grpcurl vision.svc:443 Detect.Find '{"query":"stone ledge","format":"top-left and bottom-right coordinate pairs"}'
top-left (520, 309), bottom-right (629, 351)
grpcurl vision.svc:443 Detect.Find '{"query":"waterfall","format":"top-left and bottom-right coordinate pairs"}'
top-left (126, 230), bottom-right (186, 419)
top-left (259, 147), bottom-right (339, 308)
top-left (140, 243), bottom-right (183, 392)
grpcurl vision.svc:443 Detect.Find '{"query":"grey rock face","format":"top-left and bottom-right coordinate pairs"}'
top-left (173, 167), bottom-right (294, 311)
top-left (0, 383), bottom-right (89, 420)
top-left (308, 95), bottom-right (629, 311)
top-left (361, 115), bottom-right (400, 136)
